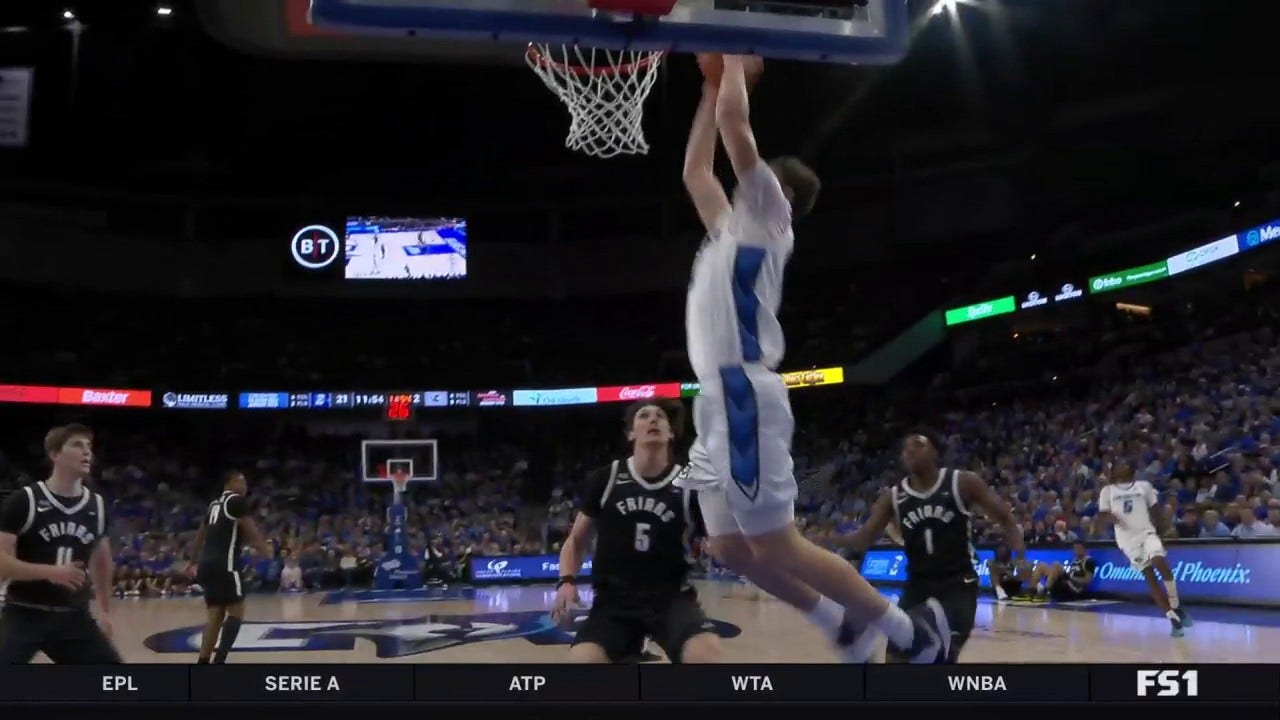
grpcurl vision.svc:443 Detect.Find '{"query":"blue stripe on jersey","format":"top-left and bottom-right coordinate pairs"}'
top-left (720, 365), bottom-right (760, 502)
top-left (732, 246), bottom-right (767, 363)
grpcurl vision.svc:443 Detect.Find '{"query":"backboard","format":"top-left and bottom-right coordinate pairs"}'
top-left (309, 0), bottom-right (911, 65)
top-left (361, 439), bottom-right (438, 484)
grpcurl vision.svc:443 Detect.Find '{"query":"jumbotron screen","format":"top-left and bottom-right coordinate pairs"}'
top-left (344, 216), bottom-right (468, 281)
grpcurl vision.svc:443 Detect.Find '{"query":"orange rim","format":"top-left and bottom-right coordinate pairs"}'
top-left (526, 43), bottom-right (663, 77)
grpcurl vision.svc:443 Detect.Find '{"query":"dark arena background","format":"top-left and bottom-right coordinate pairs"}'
top-left (1, 0), bottom-right (1279, 714)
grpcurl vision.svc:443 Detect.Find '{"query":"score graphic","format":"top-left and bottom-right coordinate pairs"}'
top-left (386, 393), bottom-right (415, 422)
top-left (291, 225), bottom-right (341, 270)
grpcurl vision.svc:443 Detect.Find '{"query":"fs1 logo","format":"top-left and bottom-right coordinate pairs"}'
top-left (291, 225), bottom-right (341, 270)
top-left (1137, 669), bottom-right (1198, 697)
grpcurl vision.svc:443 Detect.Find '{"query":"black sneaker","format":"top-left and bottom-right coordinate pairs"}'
top-left (892, 598), bottom-right (950, 664)
top-left (1175, 607), bottom-right (1193, 627)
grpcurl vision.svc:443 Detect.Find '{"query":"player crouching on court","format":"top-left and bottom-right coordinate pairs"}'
top-left (988, 542), bottom-right (1033, 602)
top-left (551, 400), bottom-right (720, 664)
top-left (1028, 541), bottom-right (1096, 603)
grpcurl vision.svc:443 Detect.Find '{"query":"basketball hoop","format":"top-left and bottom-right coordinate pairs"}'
top-left (390, 471), bottom-right (410, 504)
top-left (525, 0), bottom-right (677, 159)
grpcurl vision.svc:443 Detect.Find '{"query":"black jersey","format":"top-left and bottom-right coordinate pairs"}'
top-left (0, 481), bottom-right (109, 609)
top-left (580, 459), bottom-right (703, 603)
top-left (891, 468), bottom-right (978, 583)
top-left (1063, 555), bottom-right (1097, 591)
top-left (199, 491), bottom-right (248, 572)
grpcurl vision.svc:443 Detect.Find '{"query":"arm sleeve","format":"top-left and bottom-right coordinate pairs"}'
top-left (0, 488), bottom-right (31, 536)
top-left (1144, 482), bottom-right (1158, 508)
top-left (578, 468), bottom-right (609, 520)
top-left (224, 494), bottom-right (249, 520)
top-left (1097, 486), bottom-right (1111, 514)
top-left (687, 490), bottom-right (707, 539)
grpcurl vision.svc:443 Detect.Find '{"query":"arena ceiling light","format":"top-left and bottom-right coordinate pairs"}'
top-left (156, 5), bottom-right (173, 16)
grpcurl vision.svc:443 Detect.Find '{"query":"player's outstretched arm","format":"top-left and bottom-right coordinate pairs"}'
top-left (715, 55), bottom-right (764, 181)
top-left (958, 472), bottom-right (1025, 556)
top-left (836, 492), bottom-right (895, 553)
top-left (683, 54), bottom-right (730, 233)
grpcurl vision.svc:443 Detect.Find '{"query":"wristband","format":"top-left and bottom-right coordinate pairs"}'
top-left (557, 576), bottom-right (576, 589)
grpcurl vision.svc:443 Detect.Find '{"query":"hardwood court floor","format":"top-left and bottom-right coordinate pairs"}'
top-left (46, 581), bottom-right (1280, 664)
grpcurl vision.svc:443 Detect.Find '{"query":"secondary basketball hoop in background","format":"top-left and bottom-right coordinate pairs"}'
top-left (526, 0), bottom-right (675, 158)
top-left (309, 0), bottom-right (912, 156)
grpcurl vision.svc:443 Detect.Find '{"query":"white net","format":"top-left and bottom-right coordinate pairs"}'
top-left (526, 43), bottom-right (664, 159)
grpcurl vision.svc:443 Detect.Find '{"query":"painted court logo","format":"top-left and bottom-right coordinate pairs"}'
top-left (144, 610), bottom-right (741, 659)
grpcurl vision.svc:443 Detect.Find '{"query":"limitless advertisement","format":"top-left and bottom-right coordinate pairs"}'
top-left (1088, 262), bottom-right (1169, 294)
top-left (161, 392), bottom-right (229, 410)
top-left (1166, 236), bottom-right (1240, 276)
top-left (596, 383), bottom-right (682, 403)
top-left (513, 388), bottom-right (598, 407)
top-left (471, 554), bottom-right (593, 582)
top-left (860, 541), bottom-right (1280, 606)
top-left (943, 296), bottom-right (1016, 327)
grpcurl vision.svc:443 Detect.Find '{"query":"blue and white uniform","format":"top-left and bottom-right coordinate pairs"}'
top-left (683, 161), bottom-right (797, 537)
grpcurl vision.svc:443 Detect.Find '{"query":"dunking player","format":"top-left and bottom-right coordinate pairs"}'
top-left (0, 424), bottom-right (121, 663)
top-left (840, 430), bottom-right (1025, 662)
top-left (680, 52), bottom-right (946, 663)
top-left (191, 471), bottom-right (271, 663)
top-left (1096, 464), bottom-right (1191, 636)
top-left (551, 400), bottom-right (720, 663)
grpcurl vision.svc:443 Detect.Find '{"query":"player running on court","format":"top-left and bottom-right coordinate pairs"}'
top-left (0, 424), bottom-right (120, 664)
top-left (552, 400), bottom-right (720, 663)
top-left (191, 471), bottom-right (271, 663)
top-left (679, 53), bottom-right (946, 663)
top-left (840, 430), bottom-right (1024, 662)
top-left (1096, 464), bottom-right (1191, 636)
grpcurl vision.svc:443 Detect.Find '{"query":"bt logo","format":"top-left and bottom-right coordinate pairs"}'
top-left (291, 225), bottom-right (341, 269)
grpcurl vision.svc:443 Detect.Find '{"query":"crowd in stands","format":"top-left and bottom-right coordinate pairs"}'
top-left (3, 276), bottom-right (1280, 597)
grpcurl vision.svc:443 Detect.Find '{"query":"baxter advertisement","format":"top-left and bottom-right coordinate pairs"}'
top-left (858, 540), bottom-right (1277, 606)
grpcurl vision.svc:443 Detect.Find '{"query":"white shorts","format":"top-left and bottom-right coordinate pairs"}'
top-left (685, 364), bottom-right (796, 538)
top-left (1120, 532), bottom-right (1166, 571)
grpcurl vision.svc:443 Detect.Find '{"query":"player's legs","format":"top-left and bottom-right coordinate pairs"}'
top-left (650, 590), bottom-right (720, 664)
top-left (213, 600), bottom-right (246, 664)
top-left (0, 606), bottom-right (46, 664)
top-left (938, 582), bottom-right (978, 662)
top-left (198, 606), bottom-right (225, 663)
top-left (41, 609), bottom-right (122, 664)
top-left (1147, 548), bottom-right (1190, 626)
top-left (1032, 562), bottom-right (1062, 597)
top-left (571, 604), bottom-right (644, 663)
top-left (1124, 535), bottom-right (1186, 636)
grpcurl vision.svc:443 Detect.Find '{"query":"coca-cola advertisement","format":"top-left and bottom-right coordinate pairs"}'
top-left (595, 383), bottom-right (682, 403)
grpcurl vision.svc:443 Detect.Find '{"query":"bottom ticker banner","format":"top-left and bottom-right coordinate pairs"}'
top-left (0, 664), bottom-right (1274, 703)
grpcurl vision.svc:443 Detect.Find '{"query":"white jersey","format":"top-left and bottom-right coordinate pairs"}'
top-left (686, 161), bottom-right (794, 384)
top-left (1098, 480), bottom-right (1159, 545)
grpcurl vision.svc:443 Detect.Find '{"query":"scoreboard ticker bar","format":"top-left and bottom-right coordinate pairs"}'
top-left (0, 664), bottom-right (1275, 703)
